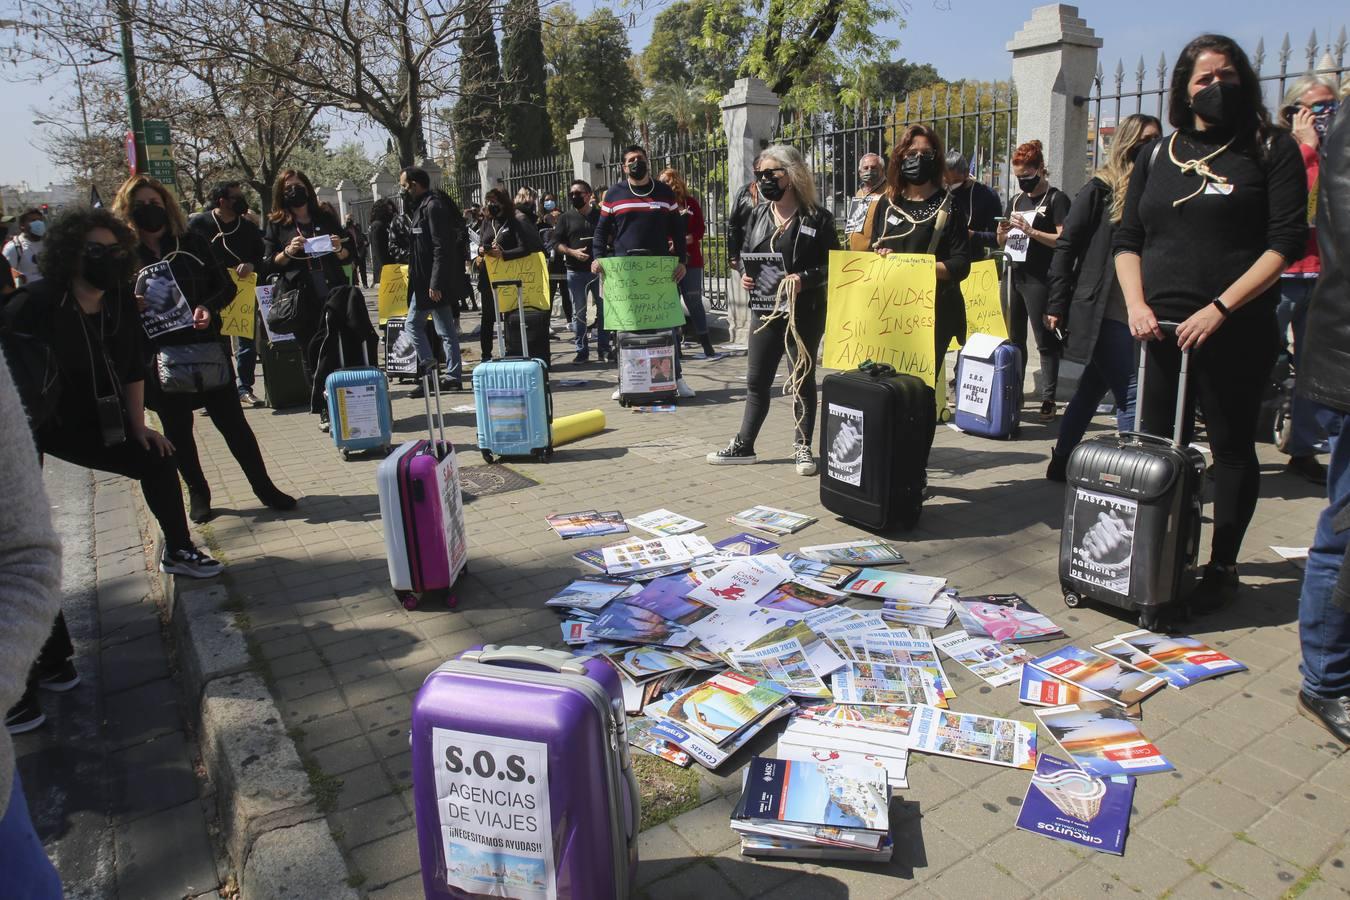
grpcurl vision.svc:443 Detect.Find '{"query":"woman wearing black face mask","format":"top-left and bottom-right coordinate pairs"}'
top-left (115, 176), bottom-right (295, 526)
top-left (865, 124), bottom-right (971, 480)
top-left (473, 188), bottom-right (544, 361)
top-left (0, 207), bottom-right (224, 579)
top-left (1113, 33), bottom-right (1308, 616)
top-left (261, 168), bottom-right (350, 429)
top-left (998, 140), bottom-right (1071, 422)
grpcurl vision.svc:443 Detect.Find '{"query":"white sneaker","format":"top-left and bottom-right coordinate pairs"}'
top-left (611, 389), bottom-right (621, 401)
top-left (793, 443), bottom-right (818, 476)
top-left (676, 378), bottom-right (695, 398)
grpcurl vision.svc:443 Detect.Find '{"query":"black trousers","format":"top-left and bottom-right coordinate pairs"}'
top-left (152, 384), bottom-right (275, 500)
top-left (8, 612), bottom-right (73, 718)
top-left (1007, 271), bottom-right (1061, 402)
top-left (738, 301), bottom-right (828, 449)
top-left (1139, 309), bottom-right (1280, 566)
top-left (352, 255), bottom-right (368, 287)
top-left (41, 427), bottom-right (193, 553)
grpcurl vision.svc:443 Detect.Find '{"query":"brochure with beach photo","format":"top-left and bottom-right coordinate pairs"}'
top-left (1015, 754), bottom-right (1134, 855)
top-left (629, 508), bottom-right (705, 537)
top-left (756, 578), bottom-right (848, 614)
top-left (727, 505), bottom-right (818, 536)
top-left (1028, 646), bottom-right (1167, 708)
top-left (733, 755), bottom-right (891, 833)
top-left (933, 630), bottom-right (1031, 688)
top-left (906, 704), bottom-right (1038, 770)
top-left (1019, 668), bottom-right (1143, 720)
top-left (1092, 637), bottom-right (1190, 689)
top-left (1110, 630), bottom-right (1247, 687)
top-left (952, 593), bottom-right (1064, 643)
top-left (730, 637), bottom-right (831, 699)
top-left (656, 670), bottom-right (793, 746)
top-left (644, 692), bottom-right (795, 770)
top-left (1035, 701), bottom-right (1173, 777)
top-left (798, 540), bottom-right (907, 567)
top-left (793, 703), bottom-right (916, 738)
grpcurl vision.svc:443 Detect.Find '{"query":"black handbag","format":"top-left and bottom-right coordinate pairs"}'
top-left (157, 341), bottom-right (232, 393)
top-left (266, 284), bottom-right (307, 335)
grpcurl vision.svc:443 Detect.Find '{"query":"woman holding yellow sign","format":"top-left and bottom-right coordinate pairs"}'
top-left (707, 145), bottom-right (838, 475)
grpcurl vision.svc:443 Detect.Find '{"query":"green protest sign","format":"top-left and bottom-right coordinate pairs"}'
top-left (599, 256), bottom-right (684, 331)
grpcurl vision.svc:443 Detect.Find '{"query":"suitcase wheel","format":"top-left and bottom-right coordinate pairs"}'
top-left (481, 449), bottom-right (494, 464)
top-left (1063, 591), bottom-right (1082, 609)
top-left (1138, 608), bottom-right (1160, 631)
top-left (446, 593), bottom-right (459, 609)
top-left (339, 447), bottom-right (350, 461)
top-left (397, 590), bottom-right (418, 611)
top-left (938, 408), bottom-right (952, 424)
top-left (897, 500), bottom-right (923, 531)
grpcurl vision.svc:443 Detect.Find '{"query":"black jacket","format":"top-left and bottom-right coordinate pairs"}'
top-left (369, 219), bottom-right (390, 276)
top-left (1300, 110), bottom-right (1350, 413)
top-left (261, 209), bottom-right (348, 334)
top-left (740, 202), bottom-right (839, 304)
top-left (187, 210), bottom-right (265, 271)
top-left (1047, 177), bottom-right (1118, 364)
top-left (308, 286), bottom-right (379, 412)
top-left (950, 179), bottom-right (1003, 256)
top-left (407, 189), bottom-right (470, 307)
top-left (727, 181), bottom-right (760, 263)
top-left (135, 231), bottom-right (234, 348)
top-left (477, 211), bottom-right (544, 260)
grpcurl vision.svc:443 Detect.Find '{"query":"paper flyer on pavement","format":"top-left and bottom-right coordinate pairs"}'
top-left (1035, 701), bottom-right (1173, 777)
top-left (714, 533), bottom-right (780, 556)
top-left (952, 593), bottom-right (1064, 643)
top-left (545, 509), bottom-right (628, 539)
top-left (843, 569), bottom-right (946, 603)
top-left (727, 505), bottom-right (817, 536)
top-left (798, 540), bottom-right (906, 566)
top-left (831, 662), bottom-right (940, 707)
top-left (1092, 638), bottom-right (1189, 689)
top-left (729, 637), bottom-right (832, 699)
top-left (1112, 630), bottom-right (1247, 686)
top-left (686, 557), bottom-right (786, 606)
top-left (1028, 646), bottom-right (1167, 708)
top-left (933, 630), bottom-right (1031, 687)
top-left (629, 508), bottom-right (705, 537)
top-left (793, 704), bottom-right (916, 738)
top-left (755, 578), bottom-right (848, 614)
top-left (906, 704), bottom-right (1038, 770)
top-left (682, 604), bottom-right (801, 655)
top-left (784, 555), bottom-right (859, 588)
top-left (544, 576), bottom-right (638, 611)
top-left (1015, 754), bottom-right (1134, 855)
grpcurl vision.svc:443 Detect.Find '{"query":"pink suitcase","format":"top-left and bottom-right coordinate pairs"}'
top-left (376, 374), bottom-right (468, 610)
top-left (411, 645), bottom-right (640, 899)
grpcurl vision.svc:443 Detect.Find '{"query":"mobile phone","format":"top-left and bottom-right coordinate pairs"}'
top-left (303, 234), bottom-right (335, 255)
top-left (96, 393), bottom-right (126, 447)
top-left (994, 216), bottom-right (1008, 224)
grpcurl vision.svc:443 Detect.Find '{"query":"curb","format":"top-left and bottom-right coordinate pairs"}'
top-left (133, 488), bottom-right (359, 900)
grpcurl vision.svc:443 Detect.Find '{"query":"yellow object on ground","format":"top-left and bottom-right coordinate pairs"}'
top-left (551, 408), bottom-right (606, 446)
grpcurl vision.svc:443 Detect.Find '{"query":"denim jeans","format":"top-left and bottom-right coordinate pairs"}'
top-left (234, 335), bottom-right (256, 393)
top-left (1053, 318), bottom-right (1137, 458)
top-left (567, 271), bottom-right (608, 357)
top-left (680, 267), bottom-right (709, 336)
top-left (0, 773), bottom-right (63, 899)
top-left (1299, 406), bottom-right (1350, 698)
top-left (1278, 277), bottom-right (1328, 457)
top-left (405, 292), bottom-right (462, 380)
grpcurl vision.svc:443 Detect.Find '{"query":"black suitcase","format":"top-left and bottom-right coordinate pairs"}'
top-left (819, 363), bottom-right (935, 531)
top-left (258, 329), bottom-right (310, 410)
top-left (617, 331), bottom-right (678, 407)
top-left (1059, 335), bottom-right (1205, 629)
top-left (503, 308), bottom-right (551, 365)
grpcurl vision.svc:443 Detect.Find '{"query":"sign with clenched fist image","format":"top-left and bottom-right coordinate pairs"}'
top-left (1068, 489), bottom-right (1137, 596)
top-left (825, 403), bottom-right (864, 487)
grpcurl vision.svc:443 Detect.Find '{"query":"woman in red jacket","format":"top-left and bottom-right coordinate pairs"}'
top-left (660, 168), bottom-right (721, 360)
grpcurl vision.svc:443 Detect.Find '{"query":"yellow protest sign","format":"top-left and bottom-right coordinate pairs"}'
top-left (377, 264), bottom-right (409, 323)
top-left (486, 252), bottom-right (551, 312)
top-left (823, 251), bottom-right (939, 387)
top-left (962, 259), bottom-right (1008, 341)
top-left (220, 271), bottom-right (257, 339)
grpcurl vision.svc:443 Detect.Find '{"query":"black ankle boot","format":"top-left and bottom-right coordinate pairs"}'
top-left (188, 489), bottom-right (213, 524)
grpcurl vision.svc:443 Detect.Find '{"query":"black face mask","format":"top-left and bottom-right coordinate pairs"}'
top-left (230, 196), bottom-right (249, 216)
top-left (757, 174), bottom-right (786, 201)
top-left (1190, 81), bottom-right (1247, 128)
top-left (399, 188), bottom-right (414, 203)
top-left (81, 250), bottom-right (127, 292)
top-left (569, 193), bottom-right (587, 210)
top-left (1017, 173), bottom-right (1042, 193)
top-left (859, 169), bottom-right (882, 187)
top-left (132, 203), bottom-right (168, 232)
top-left (900, 154), bottom-right (939, 185)
top-left (486, 203), bottom-right (502, 218)
top-left (626, 159), bottom-right (648, 180)
top-left (283, 185), bottom-right (309, 208)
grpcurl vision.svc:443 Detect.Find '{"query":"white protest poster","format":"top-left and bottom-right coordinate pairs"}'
top-left (1004, 209), bottom-right (1037, 263)
top-left (956, 358), bottom-right (995, 419)
top-left (825, 403), bottom-right (864, 487)
top-left (432, 727), bottom-right (555, 900)
top-left (1068, 489), bottom-right (1137, 596)
top-left (135, 260), bottom-right (194, 338)
top-left (435, 453), bottom-right (467, 577)
top-left (619, 345), bottom-right (676, 395)
top-left (255, 284), bottom-right (295, 344)
top-left (335, 384), bottom-right (381, 440)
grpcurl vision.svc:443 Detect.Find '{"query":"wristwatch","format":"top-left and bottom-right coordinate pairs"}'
top-left (1211, 298), bottom-right (1230, 317)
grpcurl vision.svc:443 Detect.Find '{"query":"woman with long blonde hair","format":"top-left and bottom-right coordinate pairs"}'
top-left (1044, 113), bottom-right (1162, 481)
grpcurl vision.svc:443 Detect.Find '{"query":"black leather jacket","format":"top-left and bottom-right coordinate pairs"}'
top-left (727, 181), bottom-right (760, 262)
top-left (1047, 177), bottom-right (1117, 365)
top-left (740, 202), bottom-right (839, 303)
top-left (407, 189), bottom-right (469, 306)
top-left (1299, 111), bottom-right (1350, 413)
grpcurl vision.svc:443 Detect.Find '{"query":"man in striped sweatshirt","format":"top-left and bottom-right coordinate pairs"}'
top-left (592, 145), bottom-right (696, 398)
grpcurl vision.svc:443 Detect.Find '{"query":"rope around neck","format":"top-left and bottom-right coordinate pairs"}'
top-left (1167, 132), bottom-right (1233, 207)
top-left (752, 274), bottom-right (810, 439)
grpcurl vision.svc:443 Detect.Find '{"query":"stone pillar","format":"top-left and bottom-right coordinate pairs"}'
top-left (418, 157), bottom-right (444, 190)
top-left (1007, 4), bottom-right (1102, 198)
top-left (476, 141), bottom-right (512, 202)
top-left (335, 180), bottom-right (360, 221)
top-left (314, 185), bottom-right (339, 216)
top-left (719, 77), bottom-right (781, 346)
top-left (370, 171), bottom-right (397, 202)
top-left (567, 117), bottom-right (614, 193)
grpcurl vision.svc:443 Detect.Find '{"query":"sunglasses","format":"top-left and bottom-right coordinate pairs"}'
top-left (84, 241), bottom-right (127, 260)
top-left (757, 167), bottom-right (787, 179)
top-left (1308, 100), bottom-right (1339, 115)
top-left (902, 150), bottom-right (938, 161)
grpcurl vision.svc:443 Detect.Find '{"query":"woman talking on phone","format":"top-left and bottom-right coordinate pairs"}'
top-left (261, 169), bottom-right (350, 429)
top-left (115, 175), bottom-right (294, 524)
top-left (1114, 34), bottom-right (1307, 615)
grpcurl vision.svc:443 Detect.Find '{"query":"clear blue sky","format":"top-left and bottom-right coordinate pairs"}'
top-left (3, 1), bottom-right (1346, 189)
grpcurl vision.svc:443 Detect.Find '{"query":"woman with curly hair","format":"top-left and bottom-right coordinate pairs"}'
top-left (0, 206), bottom-right (222, 578)
top-left (113, 175), bottom-right (295, 524)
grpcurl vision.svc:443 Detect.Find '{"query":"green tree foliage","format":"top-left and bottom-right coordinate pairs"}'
top-left (501, 0), bottom-right (553, 158)
top-left (640, 0), bottom-right (749, 98)
top-left (286, 141), bottom-right (382, 190)
top-left (453, 0), bottom-right (503, 180)
top-left (542, 6), bottom-right (641, 149)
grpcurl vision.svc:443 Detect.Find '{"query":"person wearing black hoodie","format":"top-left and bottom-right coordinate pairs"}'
top-left (117, 175), bottom-right (296, 524)
top-left (400, 166), bottom-right (469, 393)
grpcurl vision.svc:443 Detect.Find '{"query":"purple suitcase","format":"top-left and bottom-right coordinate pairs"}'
top-left (411, 645), bottom-right (640, 899)
top-left (376, 373), bottom-right (467, 610)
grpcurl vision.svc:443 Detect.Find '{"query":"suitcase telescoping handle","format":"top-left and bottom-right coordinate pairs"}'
top-left (420, 367), bottom-right (447, 450)
top-left (1123, 320), bottom-right (1189, 448)
top-left (490, 278), bottom-right (528, 362)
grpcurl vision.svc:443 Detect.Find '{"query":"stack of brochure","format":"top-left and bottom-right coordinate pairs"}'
top-left (778, 705), bottom-right (912, 788)
top-left (599, 535), bottom-right (717, 577)
top-left (641, 672), bottom-right (795, 769)
top-left (951, 593), bottom-right (1064, 643)
top-left (629, 508), bottom-right (705, 537)
top-left (727, 505), bottom-right (818, 536)
top-left (545, 510), bottom-right (628, 539)
top-left (783, 554), bottom-right (859, 588)
top-left (798, 539), bottom-right (907, 566)
top-left (732, 755), bottom-right (893, 862)
top-left (1091, 629), bottom-right (1247, 688)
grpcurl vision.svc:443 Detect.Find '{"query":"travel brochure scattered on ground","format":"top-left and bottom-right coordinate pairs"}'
top-left (537, 504), bottom-right (1245, 862)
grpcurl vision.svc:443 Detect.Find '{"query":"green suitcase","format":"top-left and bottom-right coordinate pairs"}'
top-left (259, 324), bottom-right (311, 410)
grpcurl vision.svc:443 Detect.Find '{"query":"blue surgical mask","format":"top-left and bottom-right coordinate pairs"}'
top-left (27, 220), bottom-right (46, 238)
top-left (543, 200), bottom-right (556, 212)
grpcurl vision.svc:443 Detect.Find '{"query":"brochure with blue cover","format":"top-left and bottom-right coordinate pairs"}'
top-left (1015, 754), bottom-right (1134, 855)
top-left (714, 532), bottom-right (781, 556)
top-left (734, 755), bottom-right (891, 833)
top-left (1035, 701), bottom-right (1174, 777)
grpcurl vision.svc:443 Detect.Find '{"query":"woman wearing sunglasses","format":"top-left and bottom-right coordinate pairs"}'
top-left (1274, 75), bottom-right (1340, 484)
top-left (0, 207), bottom-right (223, 579)
top-left (113, 176), bottom-right (295, 526)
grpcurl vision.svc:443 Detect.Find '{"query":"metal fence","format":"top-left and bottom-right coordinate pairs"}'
top-left (1086, 28), bottom-right (1348, 171)
top-left (447, 169), bottom-right (481, 208)
top-left (506, 152), bottom-right (573, 207)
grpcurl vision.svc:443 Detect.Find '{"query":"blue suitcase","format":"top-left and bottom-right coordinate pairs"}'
top-left (473, 279), bottom-right (553, 464)
top-left (325, 335), bottom-right (393, 459)
top-left (953, 334), bottom-right (1023, 439)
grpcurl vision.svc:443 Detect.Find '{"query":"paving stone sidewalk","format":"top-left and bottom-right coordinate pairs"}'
top-left (185, 308), bottom-right (1349, 899)
top-left (16, 462), bottom-right (223, 899)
